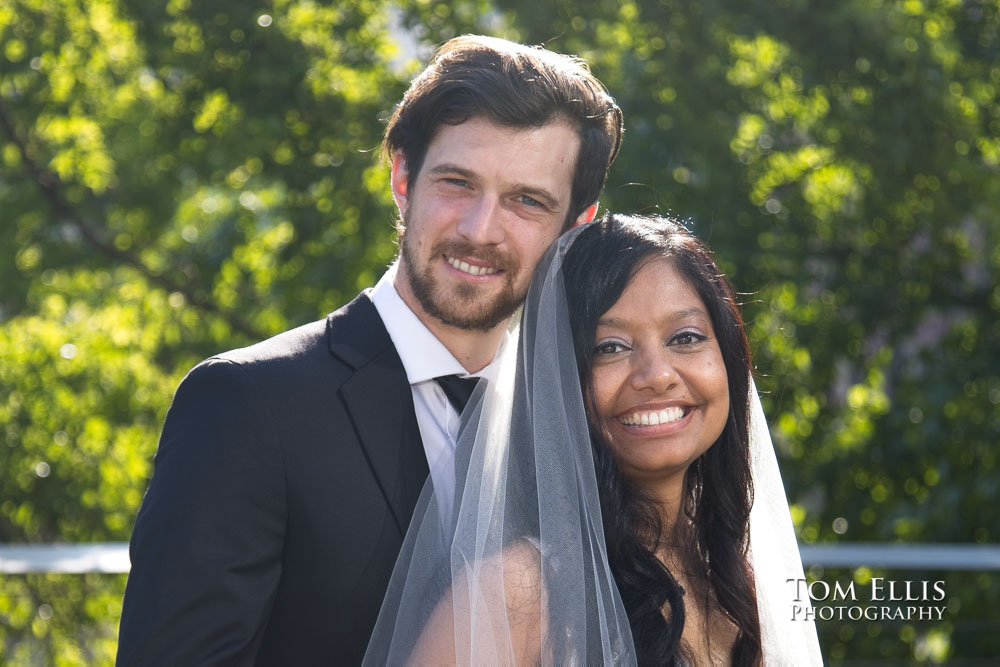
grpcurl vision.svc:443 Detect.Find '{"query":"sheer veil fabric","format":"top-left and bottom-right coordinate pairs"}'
top-left (364, 227), bottom-right (822, 665)
top-left (748, 391), bottom-right (824, 664)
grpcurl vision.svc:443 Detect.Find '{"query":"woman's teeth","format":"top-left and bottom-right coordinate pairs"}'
top-left (446, 256), bottom-right (499, 276)
top-left (619, 407), bottom-right (686, 426)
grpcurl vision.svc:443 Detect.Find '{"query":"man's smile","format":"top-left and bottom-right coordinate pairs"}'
top-left (444, 255), bottom-right (502, 277)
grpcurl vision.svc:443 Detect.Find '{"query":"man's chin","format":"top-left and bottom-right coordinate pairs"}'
top-left (403, 256), bottom-right (524, 331)
top-left (428, 305), bottom-right (514, 332)
top-left (423, 292), bottom-right (522, 332)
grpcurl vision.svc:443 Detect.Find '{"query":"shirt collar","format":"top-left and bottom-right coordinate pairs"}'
top-left (371, 261), bottom-right (473, 384)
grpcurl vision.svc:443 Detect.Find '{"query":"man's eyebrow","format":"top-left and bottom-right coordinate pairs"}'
top-left (426, 163), bottom-right (561, 208)
top-left (426, 163), bottom-right (476, 179)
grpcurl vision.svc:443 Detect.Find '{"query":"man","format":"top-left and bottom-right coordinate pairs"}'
top-left (117, 35), bottom-right (622, 664)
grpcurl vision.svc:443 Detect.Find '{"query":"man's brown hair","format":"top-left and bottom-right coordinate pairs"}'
top-left (383, 35), bottom-right (623, 227)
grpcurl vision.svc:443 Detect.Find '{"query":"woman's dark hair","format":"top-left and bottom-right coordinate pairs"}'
top-left (562, 212), bottom-right (762, 665)
top-left (383, 35), bottom-right (623, 228)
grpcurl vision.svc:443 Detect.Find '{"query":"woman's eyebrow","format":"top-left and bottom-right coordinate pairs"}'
top-left (597, 307), bottom-right (710, 329)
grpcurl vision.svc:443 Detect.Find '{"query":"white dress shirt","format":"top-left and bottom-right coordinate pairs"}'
top-left (370, 261), bottom-right (505, 524)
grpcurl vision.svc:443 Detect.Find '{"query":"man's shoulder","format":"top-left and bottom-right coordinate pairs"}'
top-left (216, 290), bottom-right (383, 369)
top-left (218, 317), bottom-right (329, 368)
top-left (172, 290), bottom-right (397, 403)
top-left (172, 318), bottom-right (332, 403)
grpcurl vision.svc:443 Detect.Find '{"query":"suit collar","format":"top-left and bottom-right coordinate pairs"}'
top-left (326, 290), bottom-right (392, 370)
top-left (327, 291), bottom-right (429, 535)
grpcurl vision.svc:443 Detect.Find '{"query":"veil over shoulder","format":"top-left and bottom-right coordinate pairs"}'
top-left (363, 226), bottom-right (822, 665)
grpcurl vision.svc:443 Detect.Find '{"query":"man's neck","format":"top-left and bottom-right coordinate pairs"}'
top-left (392, 277), bottom-right (507, 374)
top-left (418, 316), bottom-right (507, 374)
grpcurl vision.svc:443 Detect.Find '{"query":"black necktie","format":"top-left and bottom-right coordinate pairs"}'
top-left (433, 375), bottom-right (479, 413)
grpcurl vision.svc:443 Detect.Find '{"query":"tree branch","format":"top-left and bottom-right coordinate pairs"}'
top-left (0, 94), bottom-right (264, 341)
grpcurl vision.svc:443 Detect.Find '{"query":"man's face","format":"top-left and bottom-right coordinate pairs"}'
top-left (393, 117), bottom-right (589, 332)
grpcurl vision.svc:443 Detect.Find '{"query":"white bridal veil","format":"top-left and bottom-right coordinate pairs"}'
top-left (364, 227), bottom-right (822, 665)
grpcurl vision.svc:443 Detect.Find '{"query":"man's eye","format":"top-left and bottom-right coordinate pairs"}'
top-left (444, 178), bottom-right (469, 187)
top-left (519, 194), bottom-right (542, 207)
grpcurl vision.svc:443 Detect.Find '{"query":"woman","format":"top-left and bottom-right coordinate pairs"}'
top-left (365, 213), bottom-right (820, 665)
top-left (563, 213), bottom-right (758, 664)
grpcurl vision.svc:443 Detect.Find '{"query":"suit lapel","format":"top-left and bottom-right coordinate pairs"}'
top-left (328, 292), bottom-right (429, 536)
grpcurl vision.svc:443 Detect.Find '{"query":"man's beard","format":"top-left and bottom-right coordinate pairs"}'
top-left (399, 227), bottom-right (523, 333)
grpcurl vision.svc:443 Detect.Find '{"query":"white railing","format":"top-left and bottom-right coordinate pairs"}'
top-left (0, 542), bottom-right (998, 574)
top-left (0, 543), bottom-right (130, 573)
top-left (799, 543), bottom-right (1000, 570)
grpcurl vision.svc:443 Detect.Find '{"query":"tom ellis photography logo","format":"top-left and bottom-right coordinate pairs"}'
top-left (787, 578), bottom-right (947, 622)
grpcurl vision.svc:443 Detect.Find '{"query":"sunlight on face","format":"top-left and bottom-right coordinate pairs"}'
top-left (590, 257), bottom-right (730, 493)
top-left (394, 117), bottom-right (583, 332)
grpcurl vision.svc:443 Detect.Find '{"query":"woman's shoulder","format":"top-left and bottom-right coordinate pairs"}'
top-left (497, 538), bottom-right (544, 607)
top-left (409, 538), bottom-right (546, 663)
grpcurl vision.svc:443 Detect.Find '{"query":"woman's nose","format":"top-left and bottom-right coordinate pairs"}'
top-left (629, 347), bottom-right (679, 393)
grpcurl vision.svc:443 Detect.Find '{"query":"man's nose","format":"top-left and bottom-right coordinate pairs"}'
top-left (629, 347), bottom-right (679, 393)
top-left (456, 196), bottom-right (505, 245)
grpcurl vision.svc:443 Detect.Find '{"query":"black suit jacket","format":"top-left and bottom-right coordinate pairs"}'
top-left (117, 292), bottom-right (429, 665)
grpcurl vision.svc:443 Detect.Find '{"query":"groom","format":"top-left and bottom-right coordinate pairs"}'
top-left (117, 35), bottom-right (623, 664)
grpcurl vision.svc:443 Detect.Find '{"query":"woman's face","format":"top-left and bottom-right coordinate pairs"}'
top-left (589, 257), bottom-right (730, 489)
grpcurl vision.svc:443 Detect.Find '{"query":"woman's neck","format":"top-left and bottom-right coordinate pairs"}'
top-left (633, 470), bottom-right (688, 540)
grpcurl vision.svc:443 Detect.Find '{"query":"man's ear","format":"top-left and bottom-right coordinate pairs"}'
top-left (390, 151), bottom-right (410, 214)
top-left (571, 202), bottom-right (599, 228)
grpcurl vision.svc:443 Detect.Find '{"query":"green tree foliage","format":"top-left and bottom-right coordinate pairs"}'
top-left (1, 0), bottom-right (410, 661)
top-left (2, 0), bottom-right (998, 663)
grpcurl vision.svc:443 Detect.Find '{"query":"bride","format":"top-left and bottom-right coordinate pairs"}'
top-left (365, 213), bottom-right (822, 665)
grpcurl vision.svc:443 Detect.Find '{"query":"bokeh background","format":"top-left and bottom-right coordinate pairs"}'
top-left (1, 0), bottom-right (998, 663)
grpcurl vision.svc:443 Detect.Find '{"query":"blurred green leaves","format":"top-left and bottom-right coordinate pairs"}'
top-left (488, 0), bottom-right (1000, 660)
top-left (2, 0), bottom-right (999, 662)
top-left (2, 0), bottom-right (406, 660)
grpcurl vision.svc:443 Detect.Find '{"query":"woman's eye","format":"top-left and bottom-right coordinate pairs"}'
top-left (670, 331), bottom-right (707, 347)
top-left (595, 341), bottom-right (628, 355)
